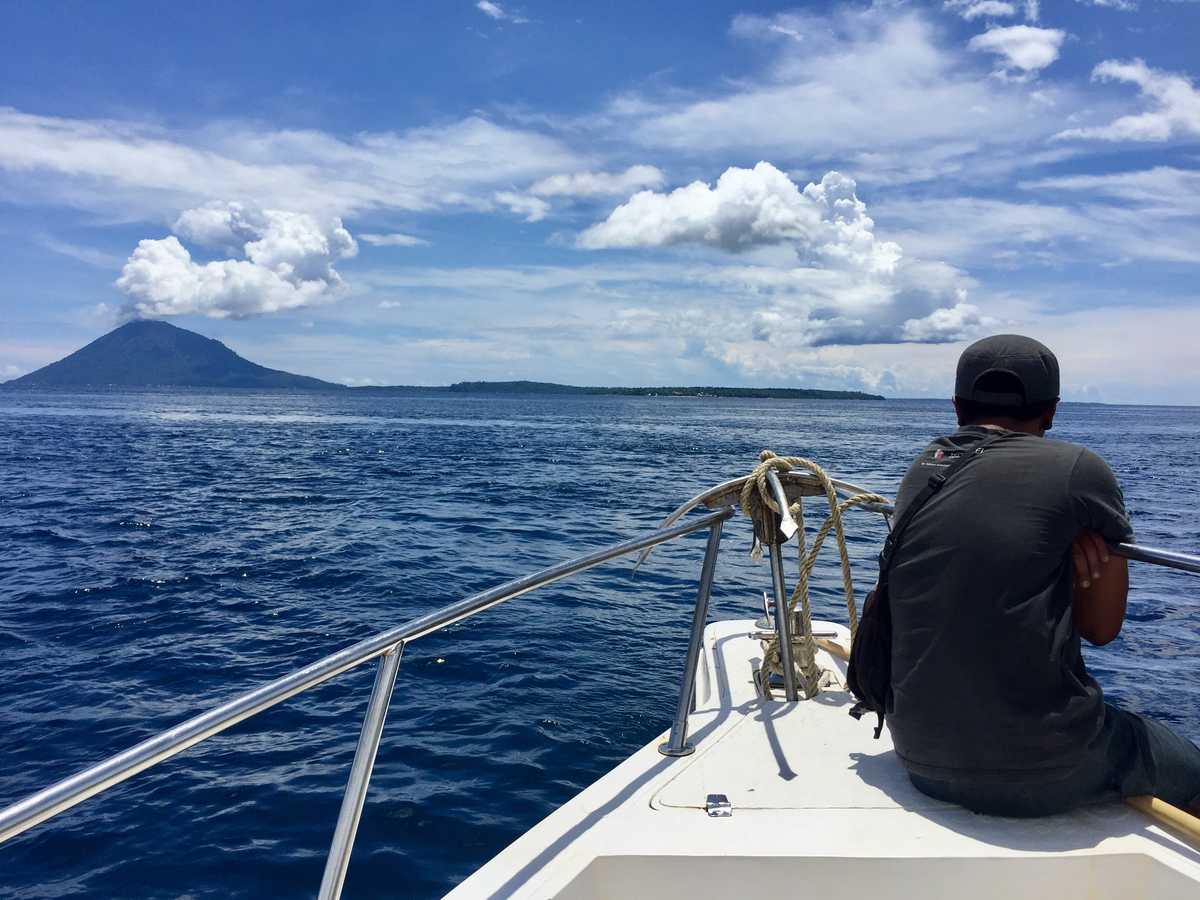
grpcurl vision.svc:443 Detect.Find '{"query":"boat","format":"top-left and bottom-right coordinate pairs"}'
top-left (2, 458), bottom-right (1200, 898)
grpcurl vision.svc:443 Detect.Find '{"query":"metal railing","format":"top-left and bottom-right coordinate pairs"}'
top-left (0, 507), bottom-right (733, 899)
top-left (857, 496), bottom-right (1200, 576)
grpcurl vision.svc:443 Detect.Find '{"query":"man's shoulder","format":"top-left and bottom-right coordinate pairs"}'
top-left (900, 431), bottom-right (1094, 498)
top-left (910, 429), bottom-right (1084, 468)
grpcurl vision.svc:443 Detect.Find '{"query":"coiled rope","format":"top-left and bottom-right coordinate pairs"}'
top-left (739, 450), bottom-right (889, 699)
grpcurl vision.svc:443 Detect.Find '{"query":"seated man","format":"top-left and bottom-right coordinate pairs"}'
top-left (887, 334), bottom-right (1200, 817)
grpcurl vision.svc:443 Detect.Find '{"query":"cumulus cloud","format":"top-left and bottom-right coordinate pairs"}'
top-left (174, 201), bottom-right (264, 251)
top-left (115, 202), bottom-right (357, 319)
top-left (945, 1), bottom-right (1018, 21)
top-left (902, 303), bottom-right (986, 341)
top-left (968, 25), bottom-right (1066, 78)
top-left (579, 162), bottom-right (901, 273)
top-left (359, 232), bottom-right (429, 247)
top-left (579, 163), bottom-right (983, 346)
top-left (529, 165), bottom-right (665, 198)
top-left (1054, 59), bottom-right (1200, 142)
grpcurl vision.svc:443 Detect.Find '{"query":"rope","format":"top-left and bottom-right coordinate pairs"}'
top-left (740, 450), bottom-right (889, 699)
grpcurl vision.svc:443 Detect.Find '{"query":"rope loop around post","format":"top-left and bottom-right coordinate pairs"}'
top-left (741, 450), bottom-right (889, 699)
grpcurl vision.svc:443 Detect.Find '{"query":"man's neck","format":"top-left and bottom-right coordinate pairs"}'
top-left (971, 420), bottom-right (1043, 437)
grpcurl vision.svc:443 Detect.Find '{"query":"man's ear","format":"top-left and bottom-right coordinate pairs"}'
top-left (1041, 399), bottom-right (1059, 434)
top-left (952, 396), bottom-right (966, 426)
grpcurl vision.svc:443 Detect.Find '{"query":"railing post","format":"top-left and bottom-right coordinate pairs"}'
top-left (761, 469), bottom-right (799, 702)
top-left (659, 522), bottom-right (724, 757)
top-left (317, 643), bottom-right (404, 900)
top-left (768, 542), bottom-right (799, 702)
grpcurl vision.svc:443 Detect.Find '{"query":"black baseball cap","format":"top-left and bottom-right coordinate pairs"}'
top-left (955, 334), bottom-right (1060, 407)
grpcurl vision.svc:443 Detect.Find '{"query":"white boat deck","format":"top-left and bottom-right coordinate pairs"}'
top-left (447, 619), bottom-right (1200, 899)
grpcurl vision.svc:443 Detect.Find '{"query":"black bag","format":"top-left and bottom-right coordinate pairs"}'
top-left (847, 433), bottom-right (1004, 738)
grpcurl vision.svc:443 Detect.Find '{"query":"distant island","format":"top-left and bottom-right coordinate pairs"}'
top-left (445, 380), bottom-right (883, 400)
top-left (1, 321), bottom-right (884, 401)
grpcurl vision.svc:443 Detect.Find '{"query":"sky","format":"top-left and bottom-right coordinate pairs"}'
top-left (1, 0), bottom-right (1198, 403)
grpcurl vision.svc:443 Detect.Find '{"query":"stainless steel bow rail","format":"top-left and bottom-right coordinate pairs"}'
top-left (859, 500), bottom-right (1200, 576)
top-left (3, 484), bottom-right (1199, 900)
top-left (0, 508), bottom-right (732, 900)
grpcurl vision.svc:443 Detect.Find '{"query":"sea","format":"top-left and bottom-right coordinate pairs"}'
top-left (2, 390), bottom-right (1198, 899)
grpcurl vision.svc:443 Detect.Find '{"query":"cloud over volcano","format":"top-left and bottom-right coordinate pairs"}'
top-left (116, 202), bottom-right (357, 319)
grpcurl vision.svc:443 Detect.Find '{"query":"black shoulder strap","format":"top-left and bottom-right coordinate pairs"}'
top-left (878, 432), bottom-right (1006, 579)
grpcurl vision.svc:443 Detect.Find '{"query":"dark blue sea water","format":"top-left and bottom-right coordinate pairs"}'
top-left (2, 391), bottom-right (1198, 898)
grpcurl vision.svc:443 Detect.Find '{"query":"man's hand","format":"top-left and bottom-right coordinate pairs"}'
top-left (1071, 529), bottom-right (1129, 646)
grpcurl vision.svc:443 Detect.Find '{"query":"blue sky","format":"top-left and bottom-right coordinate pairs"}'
top-left (1, 0), bottom-right (1198, 402)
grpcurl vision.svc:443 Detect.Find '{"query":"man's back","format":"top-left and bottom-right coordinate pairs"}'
top-left (888, 426), bottom-right (1132, 782)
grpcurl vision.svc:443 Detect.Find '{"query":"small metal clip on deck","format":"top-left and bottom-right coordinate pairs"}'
top-left (705, 794), bottom-right (733, 817)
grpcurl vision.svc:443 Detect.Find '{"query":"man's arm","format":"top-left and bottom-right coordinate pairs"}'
top-left (1071, 529), bottom-right (1128, 646)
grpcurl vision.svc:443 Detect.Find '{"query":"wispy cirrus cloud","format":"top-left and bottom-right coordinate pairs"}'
top-left (494, 191), bottom-right (550, 222)
top-left (475, 1), bottom-right (528, 24)
top-left (359, 232), bottom-right (429, 247)
top-left (946, 1), bottom-right (1018, 21)
top-left (1055, 59), bottom-right (1200, 142)
top-left (529, 165), bottom-right (665, 198)
top-left (0, 107), bottom-right (581, 220)
top-left (602, 7), bottom-right (1073, 188)
top-left (36, 236), bottom-right (124, 269)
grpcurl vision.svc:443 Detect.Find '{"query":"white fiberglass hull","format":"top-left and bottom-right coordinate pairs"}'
top-left (448, 619), bottom-right (1200, 899)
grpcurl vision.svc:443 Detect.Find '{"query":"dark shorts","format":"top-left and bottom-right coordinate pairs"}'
top-left (908, 704), bottom-right (1200, 818)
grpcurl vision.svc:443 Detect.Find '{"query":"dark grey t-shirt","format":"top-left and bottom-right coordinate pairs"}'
top-left (887, 426), bottom-right (1133, 782)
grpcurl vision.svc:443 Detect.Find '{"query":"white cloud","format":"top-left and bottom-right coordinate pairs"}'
top-left (945, 1), bottom-right (1018, 21)
top-left (0, 108), bottom-right (580, 220)
top-left (1076, 0), bottom-right (1136, 9)
top-left (968, 26), bottom-right (1066, 78)
top-left (36, 236), bottom-right (124, 268)
top-left (174, 201), bottom-right (263, 250)
top-left (475, 1), bottom-right (528, 24)
top-left (881, 177), bottom-right (1200, 268)
top-left (529, 165), bottom-right (665, 197)
top-left (606, 8), bottom-right (1072, 187)
top-left (115, 202), bottom-right (357, 319)
top-left (729, 12), bottom-right (808, 41)
top-left (901, 303), bottom-right (987, 341)
top-left (1019, 166), bottom-right (1200, 213)
top-left (359, 232), bottom-right (429, 247)
top-left (579, 163), bottom-right (901, 273)
top-left (578, 163), bottom-right (979, 346)
top-left (944, 0), bottom-right (1039, 18)
top-left (494, 191), bottom-right (550, 222)
top-left (1054, 59), bottom-right (1200, 142)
